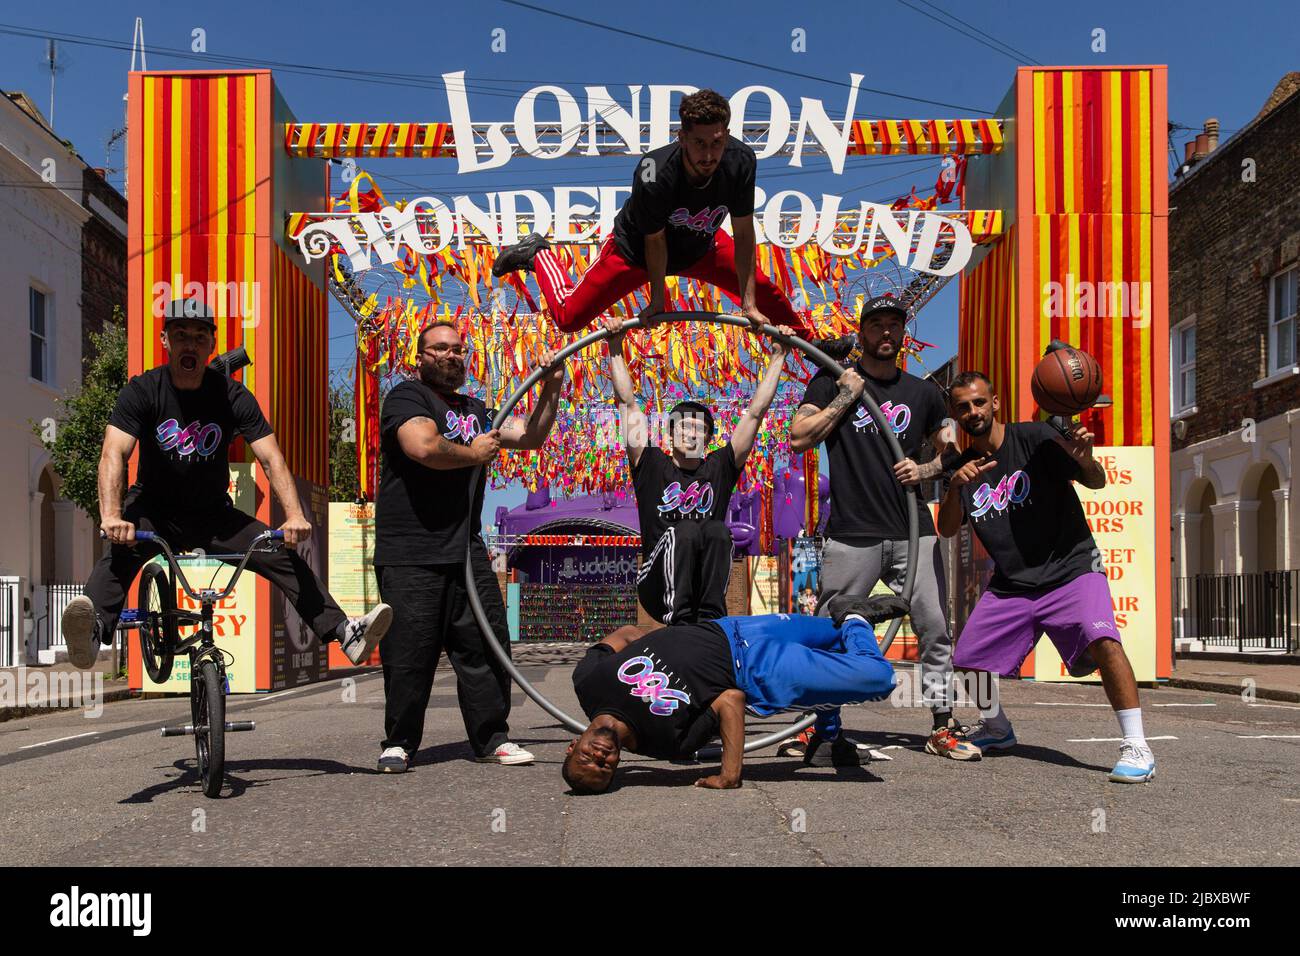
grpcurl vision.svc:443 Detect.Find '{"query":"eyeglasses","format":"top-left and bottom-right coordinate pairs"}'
top-left (423, 343), bottom-right (467, 357)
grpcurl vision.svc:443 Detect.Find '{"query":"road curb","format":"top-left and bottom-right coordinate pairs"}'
top-left (0, 687), bottom-right (137, 723)
top-left (1166, 677), bottom-right (1300, 704)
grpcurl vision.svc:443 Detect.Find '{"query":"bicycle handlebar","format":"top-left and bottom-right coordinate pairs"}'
top-left (101, 528), bottom-right (285, 604)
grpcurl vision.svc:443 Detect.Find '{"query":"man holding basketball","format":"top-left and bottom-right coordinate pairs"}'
top-left (938, 371), bottom-right (1155, 783)
top-left (599, 313), bottom-right (793, 625)
top-left (492, 89), bottom-right (814, 340)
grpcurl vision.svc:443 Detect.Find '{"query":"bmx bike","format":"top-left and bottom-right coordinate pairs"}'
top-left (110, 528), bottom-right (284, 798)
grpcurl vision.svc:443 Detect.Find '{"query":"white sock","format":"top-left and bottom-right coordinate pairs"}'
top-left (844, 613), bottom-right (867, 624)
top-left (1116, 708), bottom-right (1147, 748)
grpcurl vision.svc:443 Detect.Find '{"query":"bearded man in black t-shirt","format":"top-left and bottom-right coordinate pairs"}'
top-left (62, 299), bottom-right (392, 675)
top-left (599, 314), bottom-right (792, 624)
top-left (372, 320), bottom-right (564, 773)
top-left (788, 295), bottom-right (980, 763)
top-left (937, 371), bottom-right (1155, 784)
top-left (491, 89), bottom-right (818, 340)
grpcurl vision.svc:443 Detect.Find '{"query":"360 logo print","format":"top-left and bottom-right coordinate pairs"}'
top-left (971, 470), bottom-right (1031, 518)
top-left (657, 480), bottom-right (715, 516)
top-left (156, 419), bottom-right (222, 457)
top-left (617, 656), bottom-right (691, 716)
top-left (443, 410), bottom-right (480, 442)
top-left (853, 400), bottom-right (911, 435)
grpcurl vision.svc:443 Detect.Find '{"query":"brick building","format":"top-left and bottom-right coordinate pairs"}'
top-left (80, 164), bottom-right (127, 358)
top-left (1169, 73), bottom-right (1300, 580)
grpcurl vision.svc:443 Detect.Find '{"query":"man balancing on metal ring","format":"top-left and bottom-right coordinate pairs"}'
top-left (492, 88), bottom-right (848, 354)
top-left (561, 594), bottom-right (905, 794)
top-left (61, 297), bottom-right (392, 673)
top-left (598, 313), bottom-right (794, 625)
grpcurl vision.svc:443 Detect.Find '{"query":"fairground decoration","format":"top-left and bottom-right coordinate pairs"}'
top-left (125, 64), bottom-right (1170, 683)
top-left (285, 75), bottom-right (992, 498)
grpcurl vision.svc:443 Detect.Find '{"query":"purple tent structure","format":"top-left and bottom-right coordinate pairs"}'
top-left (495, 475), bottom-right (832, 570)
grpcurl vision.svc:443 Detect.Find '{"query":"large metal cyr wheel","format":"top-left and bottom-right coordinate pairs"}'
top-left (464, 311), bottom-right (920, 753)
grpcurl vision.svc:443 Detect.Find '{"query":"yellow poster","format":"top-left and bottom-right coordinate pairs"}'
top-left (139, 555), bottom-right (261, 694)
top-left (1031, 446), bottom-right (1157, 683)
top-left (327, 502), bottom-right (381, 617)
top-left (748, 556), bottom-right (781, 614)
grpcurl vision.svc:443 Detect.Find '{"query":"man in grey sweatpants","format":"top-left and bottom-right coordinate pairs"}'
top-left (787, 295), bottom-right (980, 760)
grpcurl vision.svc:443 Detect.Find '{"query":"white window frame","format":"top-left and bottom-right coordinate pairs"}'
top-left (1267, 265), bottom-right (1298, 377)
top-left (29, 285), bottom-right (53, 386)
top-left (1171, 315), bottom-right (1196, 417)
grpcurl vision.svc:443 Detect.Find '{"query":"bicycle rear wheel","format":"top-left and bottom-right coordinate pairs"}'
top-left (138, 563), bottom-right (175, 684)
top-left (192, 658), bottom-right (226, 798)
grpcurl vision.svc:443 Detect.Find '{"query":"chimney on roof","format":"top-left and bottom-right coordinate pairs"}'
top-left (1205, 118), bottom-right (1220, 152)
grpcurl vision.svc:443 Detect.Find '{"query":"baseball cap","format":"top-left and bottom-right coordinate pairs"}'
top-left (163, 297), bottom-right (217, 329)
top-left (859, 295), bottom-right (908, 322)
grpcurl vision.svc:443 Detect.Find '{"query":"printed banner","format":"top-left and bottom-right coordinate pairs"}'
top-left (1030, 446), bottom-right (1156, 683)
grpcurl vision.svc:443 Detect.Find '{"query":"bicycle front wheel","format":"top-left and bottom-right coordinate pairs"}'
top-left (138, 563), bottom-right (175, 684)
top-left (192, 658), bottom-right (226, 798)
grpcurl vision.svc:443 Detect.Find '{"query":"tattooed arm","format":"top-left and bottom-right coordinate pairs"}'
top-left (397, 417), bottom-right (501, 470)
top-left (788, 369), bottom-right (866, 453)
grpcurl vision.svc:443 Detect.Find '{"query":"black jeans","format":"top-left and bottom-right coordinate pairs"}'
top-left (636, 519), bottom-right (734, 625)
top-left (377, 539), bottom-right (513, 758)
top-left (83, 491), bottom-right (348, 643)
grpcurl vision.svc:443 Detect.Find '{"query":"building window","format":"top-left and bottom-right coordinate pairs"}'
top-left (30, 288), bottom-right (50, 384)
top-left (1269, 266), bottom-right (1298, 375)
top-left (1171, 317), bottom-right (1195, 414)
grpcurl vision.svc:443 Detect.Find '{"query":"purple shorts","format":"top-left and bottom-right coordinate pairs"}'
top-left (953, 572), bottom-right (1121, 678)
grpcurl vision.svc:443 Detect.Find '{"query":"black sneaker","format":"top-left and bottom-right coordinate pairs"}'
top-left (825, 592), bottom-right (910, 628)
top-left (808, 334), bottom-right (858, 362)
top-left (491, 233), bottom-right (551, 276)
top-left (804, 732), bottom-right (861, 767)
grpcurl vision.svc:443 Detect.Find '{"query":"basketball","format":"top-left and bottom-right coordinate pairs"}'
top-left (1031, 346), bottom-right (1103, 415)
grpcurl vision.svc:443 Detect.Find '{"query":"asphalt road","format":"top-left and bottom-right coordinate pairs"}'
top-left (2, 660), bottom-right (1298, 866)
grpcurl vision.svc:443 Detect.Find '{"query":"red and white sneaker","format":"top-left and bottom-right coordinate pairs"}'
top-left (924, 725), bottom-right (982, 761)
top-left (777, 727), bottom-right (816, 758)
top-left (477, 742), bottom-right (535, 765)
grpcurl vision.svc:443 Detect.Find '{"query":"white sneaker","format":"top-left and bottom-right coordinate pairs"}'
top-left (339, 604), bottom-right (392, 665)
top-left (61, 596), bottom-right (100, 670)
top-left (477, 742), bottom-right (535, 765)
top-left (1109, 740), bottom-right (1155, 783)
top-left (377, 746), bottom-right (410, 773)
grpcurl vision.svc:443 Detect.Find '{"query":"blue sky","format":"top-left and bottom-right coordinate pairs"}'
top-left (3, 0), bottom-right (1295, 521)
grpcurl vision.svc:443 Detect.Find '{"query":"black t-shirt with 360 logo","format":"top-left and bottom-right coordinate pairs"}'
top-left (631, 445), bottom-right (740, 557)
top-left (947, 421), bottom-right (1098, 594)
top-left (375, 379), bottom-right (495, 565)
top-left (802, 365), bottom-right (947, 540)
top-left (108, 366), bottom-right (272, 511)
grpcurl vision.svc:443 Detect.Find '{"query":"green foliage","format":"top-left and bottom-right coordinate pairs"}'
top-left (34, 312), bottom-right (128, 524)
top-left (329, 377), bottom-right (360, 502)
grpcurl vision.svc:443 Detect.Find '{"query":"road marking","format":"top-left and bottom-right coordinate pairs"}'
top-left (1234, 734), bottom-right (1300, 739)
top-left (1246, 702), bottom-right (1300, 711)
top-left (1067, 735), bottom-right (1179, 743)
top-left (1034, 702), bottom-right (1110, 707)
top-left (19, 732), bottom-right (98, 750)
top-left (1152, 702), bottom-right (1217, 707)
